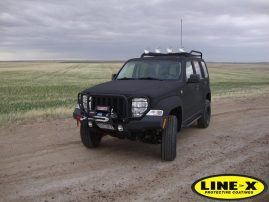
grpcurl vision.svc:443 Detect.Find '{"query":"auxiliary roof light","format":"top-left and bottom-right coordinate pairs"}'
top-left (179, 48), bottom-right (186, 53)
top-left (155, 48), bottom-right (161, 53)
top-left (144, 49), bottom-right (149, 54)
top-left (167, 48), bottom-right (173, 53)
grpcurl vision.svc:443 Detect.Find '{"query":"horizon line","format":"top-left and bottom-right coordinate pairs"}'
top-left (0, 59), bottom-right (268, 64)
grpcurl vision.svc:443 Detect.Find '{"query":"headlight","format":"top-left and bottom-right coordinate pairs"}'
top-left (132, 98), bottom-right (148, 117)
top-left (82, 95), bottom-right (87, 109)
top-left (82, 95), bottom-right (92, 110)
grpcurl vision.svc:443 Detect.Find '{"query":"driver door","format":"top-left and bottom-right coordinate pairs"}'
top-left (182, 61), bottom-right (201, 121)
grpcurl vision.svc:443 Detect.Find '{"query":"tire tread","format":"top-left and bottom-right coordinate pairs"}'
top-left (161, 116), bottom-right (177, 161)
top-left (80, 121), bottom-right (101, 148)
top-left (198, 100), bottom-right (211, 128)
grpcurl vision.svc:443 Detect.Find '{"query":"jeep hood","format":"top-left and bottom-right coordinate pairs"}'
top-left (82, 80), bottom-right (183, 98)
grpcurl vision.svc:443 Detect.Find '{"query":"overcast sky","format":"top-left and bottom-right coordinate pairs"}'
top-left (0, 0), bottom-right (268, 62)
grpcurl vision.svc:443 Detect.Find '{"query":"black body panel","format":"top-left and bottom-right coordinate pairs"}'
top-left (74, 51), bottom-right (211, 136)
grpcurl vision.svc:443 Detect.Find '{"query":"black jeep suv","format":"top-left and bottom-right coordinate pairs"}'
top-left (73, 50), bottom-right (211, 161)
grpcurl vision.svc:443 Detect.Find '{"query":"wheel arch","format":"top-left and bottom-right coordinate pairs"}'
top-left (153, 96), bottom-right (183, 130)
top-left (169, 106), bottom-right (182, 131)
top-left (206, 92), bottom-right (211, 101)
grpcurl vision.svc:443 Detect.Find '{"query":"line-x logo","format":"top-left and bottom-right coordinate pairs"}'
top-left (192, 174), bottom-right (267, 200)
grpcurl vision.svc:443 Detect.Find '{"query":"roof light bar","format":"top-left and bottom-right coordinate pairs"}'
top-left (140, 50), bottom-right (202, 58)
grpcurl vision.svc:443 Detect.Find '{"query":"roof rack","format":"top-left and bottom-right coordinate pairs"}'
top-left (189, 50), bottom-right (203, 58)
top-left (140, 50), bottom-right (202, 59)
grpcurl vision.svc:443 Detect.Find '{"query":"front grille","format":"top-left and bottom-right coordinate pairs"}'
top-left (79, 93), bottom-right (128, 118)
top-left (92, 95), bottom-right (127, 118)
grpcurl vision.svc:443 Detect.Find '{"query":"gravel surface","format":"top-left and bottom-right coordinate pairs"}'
top-left (1, 95), bottom-right (269, 202)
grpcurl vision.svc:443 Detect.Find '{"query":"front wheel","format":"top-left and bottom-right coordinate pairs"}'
top-left (80, 120), bottom-right (102, 148)
top-left (197, 100), bottom-right (211, 128)
top-left (161, 115), bottom-right (177, 161)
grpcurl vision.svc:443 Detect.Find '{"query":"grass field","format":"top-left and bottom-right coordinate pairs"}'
top-left (0, 62), bottom-right (269, 124)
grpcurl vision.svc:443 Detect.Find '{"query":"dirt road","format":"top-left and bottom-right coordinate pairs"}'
top-left (1, 95), bottom-right (269, 202)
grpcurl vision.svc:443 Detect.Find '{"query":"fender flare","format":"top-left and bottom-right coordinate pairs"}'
top-left (154, 96), bottom-right (183, 116)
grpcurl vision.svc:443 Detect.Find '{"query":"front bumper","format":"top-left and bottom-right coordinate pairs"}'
top-left (73, 107), bottom-right (164, 133)
top-left (125, 116), bottom-right (163, 131)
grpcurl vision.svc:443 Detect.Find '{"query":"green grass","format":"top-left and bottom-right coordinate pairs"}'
top-left (209, 63), bottom-right (269, 98)
top-left (0, 62), bottom-right (120, 124)
top-left (0, 62), bottom-right (268, 124)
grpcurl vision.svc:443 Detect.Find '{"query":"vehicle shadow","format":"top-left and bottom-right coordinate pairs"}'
top-left (85, 125), bottom-right (199, 161)
top-left (95, 136), bottom-right (161, 160)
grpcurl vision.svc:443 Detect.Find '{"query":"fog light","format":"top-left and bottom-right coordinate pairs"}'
top-left (118, 124), bottom-right (123, 132)
top-left (88, 121), bottom-right (93, 127)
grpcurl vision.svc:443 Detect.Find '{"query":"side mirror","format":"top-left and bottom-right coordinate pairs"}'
top-left (188, 74), bottom-right (200, 83)
top-left (111, 73), bottom-right (117, 80)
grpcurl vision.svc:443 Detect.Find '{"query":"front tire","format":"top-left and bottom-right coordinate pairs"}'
top-left (80, 120), bottom-right (102, 148)
top-left (198, 100), bottom-right (211, 128)
top-left (161, 116), bottom-right (177, 161)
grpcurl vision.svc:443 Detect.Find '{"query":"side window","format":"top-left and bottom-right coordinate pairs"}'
top-left (186, 61), bottom-right (193, 80)
top-left (193, 61), bottom-right (202, 78)
top-left (201, 61), bottom-right (208, 78)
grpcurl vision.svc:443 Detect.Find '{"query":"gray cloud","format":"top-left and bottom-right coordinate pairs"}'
top-left (0, 0), bottom-right (269, 61)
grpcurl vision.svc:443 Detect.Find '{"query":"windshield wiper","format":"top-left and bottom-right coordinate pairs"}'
top-left (117, 77), bottom-right (136, 80)
top-left (138, 77), bottom-right (163, 81)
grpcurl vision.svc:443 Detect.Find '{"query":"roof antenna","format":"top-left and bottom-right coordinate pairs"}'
top-left (179, 18), bottom-right (185, 53)
top-left (180, 18), bottom-right (183, 48)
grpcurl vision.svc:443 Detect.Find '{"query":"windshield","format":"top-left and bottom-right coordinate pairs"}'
top-left (116, 60), bottom-right (182, 80)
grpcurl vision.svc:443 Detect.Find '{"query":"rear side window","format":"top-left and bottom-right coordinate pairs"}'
top-left (186, 61), bottom-right (193, 80)
top-left (193, 61), bottom-right (202, 78)
top-left (201, 61), bottom-right (208, 78)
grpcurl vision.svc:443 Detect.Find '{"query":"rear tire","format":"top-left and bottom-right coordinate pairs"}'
top-left (80, 120), bottom-right (102, 148)
top-left (161, 116), bottom-right (177, 161)
top-left (198, 100), bottom-right (211, 128)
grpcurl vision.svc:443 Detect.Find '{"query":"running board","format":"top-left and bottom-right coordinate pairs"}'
top-left (182, 115), bottom-right (201, 127)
